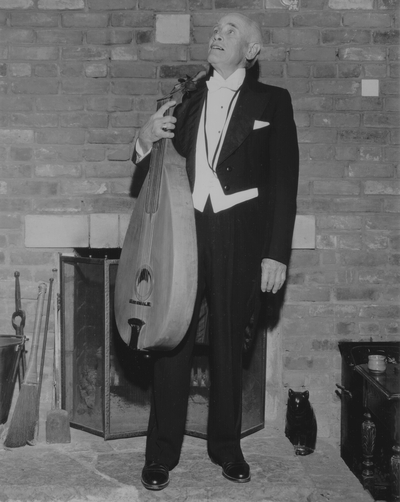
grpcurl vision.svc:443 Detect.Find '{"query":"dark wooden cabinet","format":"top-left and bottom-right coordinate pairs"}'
top-left (338, 342), bottom-right (400, 501)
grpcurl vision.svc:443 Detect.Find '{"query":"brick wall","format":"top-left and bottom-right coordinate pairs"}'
top-left (0, 0), bottom-right (398, 443)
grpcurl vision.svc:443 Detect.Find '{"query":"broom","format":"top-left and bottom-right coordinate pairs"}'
top-left (4, 282), bottom-right (47, 448)
top-left (28, 277), bottom-right (53, 445)
top-left (46, 268), bottom-right (70, 444)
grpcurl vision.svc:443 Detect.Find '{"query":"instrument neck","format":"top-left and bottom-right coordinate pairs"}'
top-left (145, 96), bottom-right (173, 214)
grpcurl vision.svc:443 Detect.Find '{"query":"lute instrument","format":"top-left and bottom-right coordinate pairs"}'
top-left (114, 75), bottom-right (200, 352)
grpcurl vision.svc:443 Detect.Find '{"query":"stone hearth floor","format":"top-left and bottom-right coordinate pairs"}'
top-left (0, 425), bottom-right (373, 502)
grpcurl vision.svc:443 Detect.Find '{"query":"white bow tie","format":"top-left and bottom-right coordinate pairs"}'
top-left (206, 76), bottom-right (240, 93)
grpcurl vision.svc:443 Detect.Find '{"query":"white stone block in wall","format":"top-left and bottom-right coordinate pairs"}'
top-left (24, 213), bottom-right (315, 250)
top-left (292, 215), bottom-right (315, 249)
top-left (156, 14), bottom-right (190, 44)
top-left (38, 0), bottom-right (84, 8)
top-left (361, 79), bottom-right (379, 97)
top-left (25, 215), bottom-right (89, 248)
top-left (328, 0), bottom-right (373, 9)
top-left (0, 0), bottom-right (34, 7)
top-left (115, 213), bottom-right (316, 250)
top-left (90, 213), bottom-right (119, 248)
top-left (119, 213), bottom-right (131, 248)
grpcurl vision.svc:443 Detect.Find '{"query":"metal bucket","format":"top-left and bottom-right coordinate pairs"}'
top-left (0, 336), bottom-right (22, 424)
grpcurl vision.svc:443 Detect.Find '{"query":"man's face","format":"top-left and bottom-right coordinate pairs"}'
top-left (207, 14), bottom-right (254, 79)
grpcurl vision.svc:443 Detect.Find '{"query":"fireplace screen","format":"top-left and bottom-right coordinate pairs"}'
top-left (60, 255), bottom-right (266, 440)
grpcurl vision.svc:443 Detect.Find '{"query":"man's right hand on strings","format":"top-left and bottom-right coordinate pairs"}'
top-left (137, 100), bottom-right (177, 153)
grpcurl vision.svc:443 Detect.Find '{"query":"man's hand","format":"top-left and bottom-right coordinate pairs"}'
top-left (261, 258), bottom-right (287, 294)
top-left (137, 100), bottom-right (177, 153)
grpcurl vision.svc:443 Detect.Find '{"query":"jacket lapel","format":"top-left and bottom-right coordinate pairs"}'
top-left (181, 84), bottom-right (206, 188)
top-left (186, 85), bottom-right (206, 147)
top-left (217, 76), bottom-right (272, 166)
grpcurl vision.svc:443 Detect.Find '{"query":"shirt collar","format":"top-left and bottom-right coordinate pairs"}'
top-left (207, 68), bottom-right (246, 92)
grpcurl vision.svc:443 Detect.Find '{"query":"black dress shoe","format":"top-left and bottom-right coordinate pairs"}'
top-left (210, 456), bottom-right (251, 483)
top-left (221, 460), bottom-right (251, 483)
top-left (141, 461), bottom-right (170, 491)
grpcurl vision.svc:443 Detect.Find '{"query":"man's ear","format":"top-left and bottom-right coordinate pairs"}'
top-left (246, 42), bottom-right (261, 62)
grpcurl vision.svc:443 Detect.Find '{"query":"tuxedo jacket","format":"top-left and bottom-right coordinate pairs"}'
top-left (171, 72), bottom-right (299, 266)
top-left (134, 72), bottom-right (299, 267)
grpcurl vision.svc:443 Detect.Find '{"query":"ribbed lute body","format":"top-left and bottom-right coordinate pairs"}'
top-left (114, 88), bottom-right (198, 351)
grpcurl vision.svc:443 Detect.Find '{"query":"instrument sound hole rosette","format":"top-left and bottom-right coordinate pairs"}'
top-left (134, 265), bottom-right (154, 302)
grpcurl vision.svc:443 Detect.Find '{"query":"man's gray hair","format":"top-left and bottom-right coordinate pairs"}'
top-left (243, 15), bottom-right (263, 68)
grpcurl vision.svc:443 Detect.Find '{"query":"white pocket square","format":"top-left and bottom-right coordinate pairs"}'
top-left (253, 120), bottom-right (270, 130)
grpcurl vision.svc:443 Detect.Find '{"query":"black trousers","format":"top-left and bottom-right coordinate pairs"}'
top-left (145, 196), bottom-right (264, 469)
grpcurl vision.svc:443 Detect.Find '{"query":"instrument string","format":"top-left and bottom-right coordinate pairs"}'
top-left (136, 96), bottom-right (171, 303)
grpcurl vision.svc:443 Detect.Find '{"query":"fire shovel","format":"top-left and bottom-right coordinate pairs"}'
top-left (45, 269), bottom-right (70, 444)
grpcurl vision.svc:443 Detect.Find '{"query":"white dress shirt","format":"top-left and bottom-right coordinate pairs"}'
top-left (193, 68), bottom-right (258, 213)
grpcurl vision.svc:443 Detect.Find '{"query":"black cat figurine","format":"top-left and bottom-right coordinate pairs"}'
top-left (285, 389), bottom-right (317, 456)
